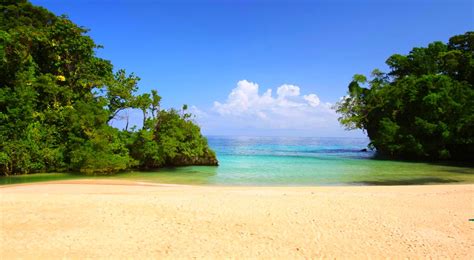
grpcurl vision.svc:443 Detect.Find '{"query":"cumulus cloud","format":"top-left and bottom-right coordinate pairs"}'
top-left (303, 94), bottom-right (320, 107)
top-left (109, 80), bottom-right (362, 137)
top-left (208, 80), bottom-right (339, 133)
top-left (276, 84), bottom-right (300, 98)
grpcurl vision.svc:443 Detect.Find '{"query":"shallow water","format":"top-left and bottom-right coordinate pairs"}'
top-left (1, 136), bottom-right (473, 186)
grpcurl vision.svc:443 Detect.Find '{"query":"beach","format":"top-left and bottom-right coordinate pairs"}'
top-left (0, 180), bottom-right (473, 259)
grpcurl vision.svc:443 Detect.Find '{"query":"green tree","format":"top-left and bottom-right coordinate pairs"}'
top-left (105, 70), bottom-right (139, 123)
top-left (155, 109), bottom-right (218, 166)
top-left (0, 1), bottom-right (217, 175)
top-left (336, 32), bottom-right (474, 161)
top-left (133, 93), bottom-right (152, 129)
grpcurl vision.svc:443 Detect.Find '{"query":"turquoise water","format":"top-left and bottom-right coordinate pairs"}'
top-left (1, 136), bottom-right (473, 186)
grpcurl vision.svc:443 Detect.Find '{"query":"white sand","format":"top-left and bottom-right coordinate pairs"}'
top-left (1, 180), bottom-right (473, 259)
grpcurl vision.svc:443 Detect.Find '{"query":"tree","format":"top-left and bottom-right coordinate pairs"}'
top-left (154, 109), bottom-right (218, 166)
top-left (105, 70), bottom-right (139, 123)
top-left (150, 89), bottom-right (161, 119)
top-left (0, 1), bottom-right (218, 175)
top-left (336, 32), bottom-right (474, 161)
top-left (133, 93), bottom-right (152, 129)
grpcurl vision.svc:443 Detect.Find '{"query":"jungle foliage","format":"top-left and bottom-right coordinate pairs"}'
top-left (336, 32), bottom-right (473, 161)
top-left (0, 1), bottom-right (217, 175)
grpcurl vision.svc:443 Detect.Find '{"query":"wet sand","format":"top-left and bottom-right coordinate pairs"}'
top-left (1, 180), bottom-right (473, 258)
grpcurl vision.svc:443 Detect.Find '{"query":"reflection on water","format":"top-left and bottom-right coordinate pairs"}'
top-left (1, 136), bottom-right (473, 186)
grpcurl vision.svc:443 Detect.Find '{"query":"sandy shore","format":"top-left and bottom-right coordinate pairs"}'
top-left (0, 180), bottom-right (473, 259)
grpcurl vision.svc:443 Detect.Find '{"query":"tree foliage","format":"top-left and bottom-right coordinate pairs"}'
top-left (0, 1), bottom-right (217, 175)
top-left (336, 32), bottom-right (474, 160)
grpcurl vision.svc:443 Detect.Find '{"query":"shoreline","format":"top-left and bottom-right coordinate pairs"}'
top-left (1, 180), bottom-right (473, 258)
top-left (2, 175), bottom-right (474, 188)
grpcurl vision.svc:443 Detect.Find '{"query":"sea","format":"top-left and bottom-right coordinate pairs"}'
top-left (1, 136), bottom-right (473, 186)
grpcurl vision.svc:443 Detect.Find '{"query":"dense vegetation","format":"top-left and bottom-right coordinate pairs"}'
top-left (336, 32), bottom-right (473, 161)
top-left (0, 1), bottom-right (217, 175)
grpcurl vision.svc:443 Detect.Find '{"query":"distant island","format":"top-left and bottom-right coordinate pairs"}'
top-left (0, 1), bottom-right (217, 175)
top-left (336, 32), bottom-right (473, 161)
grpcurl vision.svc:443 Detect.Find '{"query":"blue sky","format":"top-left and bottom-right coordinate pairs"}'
top-left (33, 0), bottom-right (473, 137)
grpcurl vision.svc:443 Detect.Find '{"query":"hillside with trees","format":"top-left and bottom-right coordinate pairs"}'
top-left (336, 32), bottom-right (473, 161)
top-left (0, 0), bottom-right (217, 175)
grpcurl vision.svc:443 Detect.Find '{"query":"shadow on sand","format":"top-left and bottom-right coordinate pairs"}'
top-left (352, 177), bottom-right (461, 186)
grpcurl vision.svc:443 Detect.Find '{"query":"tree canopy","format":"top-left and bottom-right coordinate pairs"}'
top-left (0, 1), bottom-right (217, 175)
top-left (336, 32), bottom-right (474, 161)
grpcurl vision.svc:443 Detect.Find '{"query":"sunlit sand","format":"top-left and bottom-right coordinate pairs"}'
top-left (1, 180), bottom-right (472, 258)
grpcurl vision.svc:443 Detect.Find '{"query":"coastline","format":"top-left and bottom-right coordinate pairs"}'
top-left (1, 180), bottom-right (473, 258)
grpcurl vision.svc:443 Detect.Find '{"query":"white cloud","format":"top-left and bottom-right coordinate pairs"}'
top-left (111, 80), bottom-right (363, 137)
top-left (276, 84), bottom-right (300, 98)
top-left (213, 80), bottom-right (266, 115)
top-left (303, 94), bottom-right (320, 107)
top-left (204, 80), bottom-right (343, 135)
